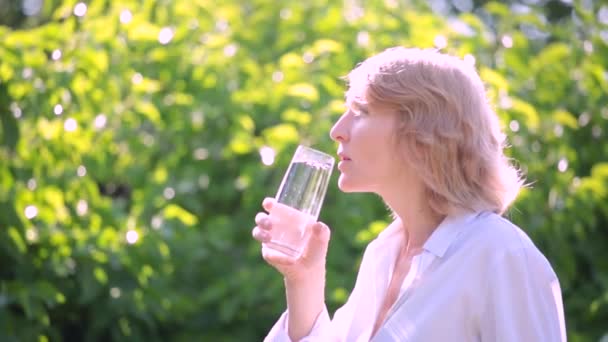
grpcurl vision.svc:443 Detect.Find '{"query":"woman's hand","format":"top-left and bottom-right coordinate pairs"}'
top-left (253, 197), bottom-right (331, 340)
top-left (252, 197), bottom-right (331, 282)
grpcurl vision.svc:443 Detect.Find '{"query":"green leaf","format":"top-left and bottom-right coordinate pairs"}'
top-left (263, 123), bottom-right (299, 147)
top-left (484, 1), bottom-right (510, 17)
top-left (228, 132), bottom-right (254, 155)
top-left (509, 98), bottom-right (540, 132)
top-left (552, 109), bottom-right (578, 130)
top-left (127, 21), bottom-right (161, 42)
top-left (135, 101), bottom-right (162, 125)
top-left (535, 43), bottom-right (571, 69)
top-left (94, 267), bottom-right (108, 285)
top-left (286, 83), bottom-right (319, 102)
top-left (163, 204), bottom-right (198, 226)
top-left (480, 67), bottom-right (509, 92)
top-left (281, 109), bottom-right (311, 125)
top-left (310, 39), bottom-right (344, 55)
top-left (280, 52), bottom-right (304, 69)
top-left (8, 227), bottom-right (26, 254)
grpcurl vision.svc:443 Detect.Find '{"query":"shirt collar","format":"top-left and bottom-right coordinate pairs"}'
top-left (422, 211), bottom-right (480, 258)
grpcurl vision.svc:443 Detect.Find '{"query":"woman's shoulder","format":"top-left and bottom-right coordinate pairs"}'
top-left (463, 211), bottom-right (556, 277)
top-left (468, 211), bottom-right (536, 250)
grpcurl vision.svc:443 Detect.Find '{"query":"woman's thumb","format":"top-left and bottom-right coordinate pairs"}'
top-left (304, 222), bottom-right (331, 259)
top-left (313, 222), bottom-right (330, 242)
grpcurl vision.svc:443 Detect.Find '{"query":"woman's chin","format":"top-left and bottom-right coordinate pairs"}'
top-left (337, 177), bottom-right (360, 193)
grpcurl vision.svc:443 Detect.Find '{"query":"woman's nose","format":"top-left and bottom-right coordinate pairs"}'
top-left (330, 112), bottom-right (350, 142)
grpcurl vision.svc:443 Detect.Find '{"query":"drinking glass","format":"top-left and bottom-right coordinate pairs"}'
top-left (264, 145), bottom-right (335, 258)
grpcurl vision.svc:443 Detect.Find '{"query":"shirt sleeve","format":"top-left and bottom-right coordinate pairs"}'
top-left (479, 245), bottom-right (567, 342)
top-left (263, 306), bottom-right (331, 342)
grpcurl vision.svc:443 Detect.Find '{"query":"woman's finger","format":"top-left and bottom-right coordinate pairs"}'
top-left (252, 226), bottom-right (271, 242)
top-left (255, 212), bottom-right (272, 230)
top-left (262, 246), bottom-right (297, 266)
top-left (302, 221), bottom-right (331, 261)
top-left (262, 197), bottom-right (275, 212)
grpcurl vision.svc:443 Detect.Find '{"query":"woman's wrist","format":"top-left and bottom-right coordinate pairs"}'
top-left (284, 267), bottom-right (326, 287)
top-left (284, 271), bottom-right (326, 341)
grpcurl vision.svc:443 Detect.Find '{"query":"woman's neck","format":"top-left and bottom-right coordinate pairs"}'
top-left (380, 182), bottom-right (445, 249)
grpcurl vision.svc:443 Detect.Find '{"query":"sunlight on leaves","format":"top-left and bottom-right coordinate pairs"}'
top-left (163, 204), bottom-right (198, 226)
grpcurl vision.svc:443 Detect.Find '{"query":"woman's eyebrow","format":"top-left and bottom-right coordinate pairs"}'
top-left (352, 100), bottom-right (369, 112)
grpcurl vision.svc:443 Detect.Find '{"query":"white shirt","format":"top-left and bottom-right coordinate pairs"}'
top-left (264, 211), bottom-right (567, 341)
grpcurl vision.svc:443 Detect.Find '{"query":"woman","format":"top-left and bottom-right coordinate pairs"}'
top-left (252, 47), bottom-right (566, 341)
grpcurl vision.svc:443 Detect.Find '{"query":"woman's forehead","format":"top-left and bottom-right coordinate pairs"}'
top-left (345, 86), bottom-right (394, 110)
top-left (344, 84), bottom-right (370, 105)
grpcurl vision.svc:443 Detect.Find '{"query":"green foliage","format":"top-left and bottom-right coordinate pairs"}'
top-left (0, 0), bottom-right (606, 340)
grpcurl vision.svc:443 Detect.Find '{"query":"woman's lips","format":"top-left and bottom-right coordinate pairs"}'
top-left (337, 154), bottom-right (351, 171)
top-left (338, 153), bottom-right (351, 161)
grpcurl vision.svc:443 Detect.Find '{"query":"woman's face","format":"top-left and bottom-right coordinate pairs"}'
top-left (330, 91), bottom-right (407, 194)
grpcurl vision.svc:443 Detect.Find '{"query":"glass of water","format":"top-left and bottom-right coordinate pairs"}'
top-left (264, 145), bottom-right (335, 258)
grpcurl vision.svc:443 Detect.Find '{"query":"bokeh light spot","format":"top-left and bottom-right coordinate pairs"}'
top-left (110, 287), bottom-right (121, 298)
top-left (159, 27), bottom-right (174, 45)
top-left (77, 165), bottom-right (87, 177)
top-left (54, 104), bottom-right (63, 115)
top-left (26, 228), bottom-right (38, 242)
top-left (357, 31), bottom-right (369, 47)
top-left (120, 10), bottom-right (132, 24)
top-left (583, 41), bottom-right (593, 54)
top-left (215, 19), bottom-right (229, 32)
top-left (74, 2), bottom-right (87, 17)
top-left (25, 205), bottom-right (38, 219)
top-left (193, 148), bottom-right (209, 160)
top-left (578, 112), bottom-right (590, 127)
top-left (132, 73), bottom-right (143, 84)
top-left (433, 35), bottom-right (447, 49)
top-left (499, 94), bottom-right (512, 109)
top-left (554, 124), bottom-right (563, 137)
top-left (27, 178), bottom-right (37, 190)
top-left (126, 230), bottom-right (139, 244)
top-left (224, 44), bottom-right (238, 57)
top-left (22, 68), bottom-right (33, 79)
top-left (592, 125), bottom-right (602, 138)
top-left (77, 200), bottom-right (88, 216)
top-left (260, 146), bottom-right (276, 166)
top-left (191, 111), bottom-right (204, 127)
top-left (94, 114), bottom-right (107, 129)
top-left (163, 187), bottom-right (175, 199)
top-left (272, 71), bottom-right (284, 83)
top-left (557, 158), bottom-right (568, 172)
top-left (303, 52), bottom-right (314, 64)
top-left (151, 216), bottom-right (163, 230)
top-left (234, 177), bottom-right (248, 190)
top-left (51, 49), bottom-right (62, 60)
top-left (64, 118), bottom-right (78, 132)
top-left (11, 103), bottom-right (22, 118)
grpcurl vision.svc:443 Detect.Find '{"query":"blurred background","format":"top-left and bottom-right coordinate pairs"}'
top-left (0, 0), bottom-right (606, 340)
